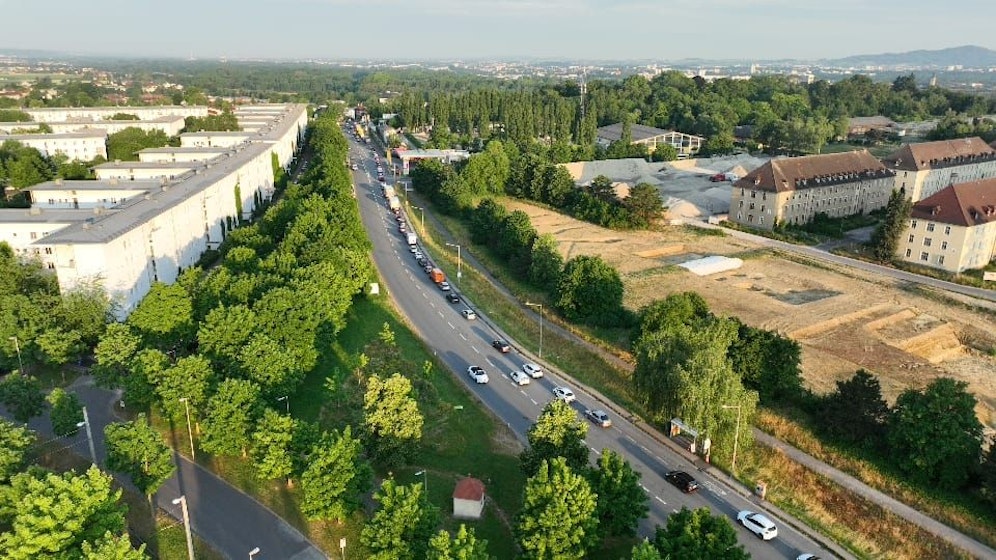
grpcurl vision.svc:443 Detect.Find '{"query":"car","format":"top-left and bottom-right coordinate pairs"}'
top-left (509, 370), bottom-right (531, 385)
top-left (467, 365), bottom-right (489, 384)
top-left (584, 409), bottom-right (612, 428)
top-left (552, 386), bottom-right (575, 403)
top-left (445, 292), bottom-right (460, 303)
top-left (664, 471), bottom-right (699, 493)
top-left (522, 363), bottom-right (543, 378)
top-left (351, 164), bottom-right (358, 170)
top-left (417, 257), bottom-right (428, 267)
top-left (796, 555), bottom-right (822, 560)
top-left (461, 308), bottom-right (477, 320)
top-left (413, 251), bottom-right (424, 260)
top-left (423, 264), bottom-right (434, 274)
top-left (491, 339), bottom-right (511, 353)
top-left (709, 172), bottom-right (726, 182)
top-left (439, 281), bottom-right (452, 291)
top-left (736, 510), bottom-right (777, 540)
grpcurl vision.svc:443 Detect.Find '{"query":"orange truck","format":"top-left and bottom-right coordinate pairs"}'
top-left (430, 268), bottom-right (445, 283)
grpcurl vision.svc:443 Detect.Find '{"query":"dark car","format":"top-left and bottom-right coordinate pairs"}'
top-left (446, 293), bottom-right (460, 303)
top-left (491, 339), bottom-right (510, 353)
top-left (417, 257), bottom-right (428, 267)
top-left (664, 471), bottom-right (699, 493)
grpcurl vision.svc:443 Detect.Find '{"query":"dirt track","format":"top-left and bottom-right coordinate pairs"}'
top-left (510, 201), bottom-right (996, 431)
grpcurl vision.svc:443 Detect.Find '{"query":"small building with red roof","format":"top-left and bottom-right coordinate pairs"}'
top-left (452, 477), bottom-right (485, 520)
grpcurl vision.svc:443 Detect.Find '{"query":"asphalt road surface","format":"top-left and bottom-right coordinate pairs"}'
top-left (348, 135), bottom-right (838, 560)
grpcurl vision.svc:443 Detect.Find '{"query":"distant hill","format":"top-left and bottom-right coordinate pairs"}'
top-left (830, 45), bottom-right (996, 68)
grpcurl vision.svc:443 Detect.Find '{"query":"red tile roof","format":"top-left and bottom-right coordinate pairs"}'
top-left (910, 177), bottom-right (996, 227)
top-left (882, 137), bottom-right (996, 172)
top-left (453, 477), bottom-right (485, 501)
top-left (732, 150), bottom-right (891, 193)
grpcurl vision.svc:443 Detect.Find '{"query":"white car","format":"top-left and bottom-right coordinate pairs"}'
top-left (509, 370), bottom-right (531, 386)
top-left (461, 309), bottom-right (477, 320)
top-left (522, 363), bottom-right (543, 378)
top-left (552, 386), bottom-right (575, 403)
top-left (439, 281), bottom-right (452, 292)
top-left (467, 365), bottom-right (489, 384)
top-left (737, 510), bottom-right (778, 540)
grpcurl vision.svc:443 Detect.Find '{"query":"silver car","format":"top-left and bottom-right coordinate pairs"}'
top-left (509, 370), bottom-right (531, 386)
top-left (737, 510), bottom-right (777, 540)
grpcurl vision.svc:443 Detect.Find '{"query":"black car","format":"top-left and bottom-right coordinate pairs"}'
top-left (446, 293), bottom-right (460, 303)
top-left (664, 471), bottom-right (699, 493)
top-left (491, 339), bottom-right (511, 353)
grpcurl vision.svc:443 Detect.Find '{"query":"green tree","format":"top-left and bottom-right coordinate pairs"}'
top-left (520, 399), bottom-right (589, 476)
top-left (819, 369), bottom-right (890, 448)
top-left (589, 175), bottom-right (615, 202)
top-left (469, 197), bottom-right (508, 247)
top-left (652, 506), bottom-right (749, 560)
top-left (625, 182), bottom-right (665, 227)
top-left (106, 128), bottom-right (170, 162)
top-left (81, 531), bottom-right (148, 559)
top-left (588, 449), bottom-right (648, 537)
top-left (35, 328), bottom-right (84, 369)
top-left (0, 109), bottom-right (31, 122)
top-left (361, 478), bottom-right (439, 560)
top-left (980, 436), bottom-right (996, 507)
top-left (528, 233), bottom-right (564, 291)
top-left (515, 457), bottom-right (598, 560)
top-left (92, 323), bottom-right (142, 389)
top-left (300, 426), bottom-right (372, 522)
top-left (237, 333), bottom-right (303, 398)
top-left (196, 304), bottom-right (257, 374)
top-left (427, 525), bottom-right (492, 560)
top-left (250, 408), bottom-right (296, 484)
top-left (151, 355), bottom-right (214, 421)
top-left (53, 287), bottom-right (111, 347)
top-left (0, 373), bottom-right (46, 423)
top-left (0, 419), bottom-right (34, 482)
top-left (0, 466), bottom-right (127, 560)
top-left (46, 388), bottom-right (83, 437)
top-left (555, 255), bottom-right (625, 327)
top-left (888, 377), bottom-right (983, 489)
top-left (104, 415), bottom-right (175, 501)
top-left (363, 373), bottom-right (423, 466)
top-left (200, 379), bottom-right (262, 457)
top-left (126, 282), bottom-right (195, 350)
top-left (870, 189), bottom-right (913, 262)
top-left (630, 539), bottom-right (663, 560)
top-left (727, 320), bottom-right (802, 403)
top-left (122, 348), bottom-right (168, 411)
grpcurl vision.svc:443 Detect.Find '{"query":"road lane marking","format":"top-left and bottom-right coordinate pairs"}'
top-left (625, 435), bottom-right (636, 443)
top-left (655, 496), bottom-right (666, 505)
top-left (447, 321), bottom-right (454, 329)
top-left (641, 485), bottom-right (649, 492)
top-left (485, 356), bottom-right (496, 367)
top-left (589, 447), bottom-right (600, 455)
top-left (438, 311), bottom-right (445, 318)
top-left (472, 346), bottom-right (480, 354)
top-left (529, 398), bottom-right (538, 406)
top-left (459, 333), bottom-right (467, 340)
top-left (640, 445), bottom-right (650, 453)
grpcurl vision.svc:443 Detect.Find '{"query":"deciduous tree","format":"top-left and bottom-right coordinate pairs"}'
top-left (624, 182), bottom-right (665, 227)
top-left (652, 507), bottom-right (749, 560)
top-left (361, 478), bottom-right (439, 560)
top-left (250, 408), bottom-right (296, 484)
top-left (46, 388), bottom-right (83, 437)
top-left (363, 373), bottom-right (423, 466)
top-left (200, 379), bottom-right (262, 457)
top-left (300, 426), bottom-right (372, 522)
top-left (520, 399), bottom-right (589, 476)
top-left (151, 355), bottom-right (214, 421)
top-left (126, 282), bottom-right (195, 351)
top-left (104, 415), bottom-right (175, 501)
top-left (92, 323), bottom-right (142, 389)
top-left (427, 525), bottom-right (492, 560)
top-left (819, 369), bottom-right (890, 447)
top-left (515, 457), bottom-right (598, 560)
top-left (0, 372), bottom-right (46, 423)
top-left (81, 531), bottom-right (148, 559)
top-left (588, 449), bottom-right (648, 537)
top-left (555, 255), bottom-right (625, 327)
top-left (0, 418), bottom-right (34, 481)
top-left (871, 189), bottom-right (913, 262)
top-left (528, 233), bottom-right (564, 291)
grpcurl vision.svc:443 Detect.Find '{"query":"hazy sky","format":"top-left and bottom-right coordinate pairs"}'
top-left (2, 0), bottom-right (994, 62)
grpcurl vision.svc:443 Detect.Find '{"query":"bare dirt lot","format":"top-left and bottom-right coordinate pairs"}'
top-left (510, 201), bottom-right (996, 431)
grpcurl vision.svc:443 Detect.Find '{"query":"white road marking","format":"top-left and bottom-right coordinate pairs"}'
top-left (625, 435), bottom-right (636, 443)
top-left (641, 485), bottom-right (649, 492)
top-left (701, 481), bottom-right (727, 496)
top-left (520, 390), bottom-right (528, 397)
top-left (640, 445), bottom-right (650, 453)
top-left (447, 321), bottom-right (454, 329)
top-left (421, 292), bottom-right (427, 299)
top-left (529, 398), bottom-right (538, 406)
top-left (485, 356), bottom-right (496, 367)
top-left (472, 346), bottom-right (480, 354)
top-left (589, 447), bottom-right (600, 455)
top-left (655, 496), bottom-right (666, 505)
top-left (673, 509), bottom-right (680, 514)
top-left (438, 311), bottom-right (445, 319)
top-left (459, 333), bottom-right (467, 340)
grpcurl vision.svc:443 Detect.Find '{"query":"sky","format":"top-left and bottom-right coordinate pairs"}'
top-left (2, 0), bottom-right (995, 62)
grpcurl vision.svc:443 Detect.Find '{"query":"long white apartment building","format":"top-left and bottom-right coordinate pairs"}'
top-left (138, 146), bottom-right (231, 163)
top-left (94, 161), bottom-right (202, 181)
top-left (0, 116), bottom-right (187, 136)
top-left (0, 103), bottom-right (307, 317)
top-left (1, 130), bottom-right (108, 161)
top-left (23, 105), bottom-right (208, 123)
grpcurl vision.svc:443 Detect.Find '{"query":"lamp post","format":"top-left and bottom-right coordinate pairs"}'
top-left (339, 538), bottom-right (347, 560)
top-left (525, 302), bottom-right (544, 359)
top-left (172, 495), bottom-right (196, 560)
top-left (76, 406), bottom-right (97, 465)
top-left (249, 547), bottom-right (260, 560)
top-left (445, 243), bottom-right (462, 282)
top-left (277, 395), bottom-right (289, 415)
top-left (721, 404), bottom-right (743, 475)
top-left (414, 470), bottom-right (428, 502)
top-left (178, 398), bottom-right (196, 460)
top-left (411, 205), bottom-right (425, 235)
top-left (8, 336), bottom-right (24, 373)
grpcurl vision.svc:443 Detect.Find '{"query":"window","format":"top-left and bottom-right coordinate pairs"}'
top-left (944, 226), bottom-right (951, 235)
top-left (924, 238), bottom-right (932, 247)
top-left (920, 252), bottom-right (929, 262)
top-left (30, 232), bottom-right (37, 240)
top-left (761, 205), bottom-right (766, 212)
top-left (44, 247), bottom-right (52, 255)
top-left (749, 202), bottom-right (755, 210)
top-left (759, 216), bottom-right (765, 225)
top-left (941, 241), bottom-right (948, 250)
top-left (911, 219), bottom-right (918, 229)
top-left (739, 200), bottom-right (744, 208)
top-left (905, 249), bottom-right (912, 258)
top-left (751, 190), bottom-right (756, 199)
top-left (938, 255), bottom-right (945, 265)
top-left (908, 234), bottom-right (914, 243)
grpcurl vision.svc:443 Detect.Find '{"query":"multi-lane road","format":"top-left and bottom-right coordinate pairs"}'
top-left (346, 134), bottom-right (839, 560)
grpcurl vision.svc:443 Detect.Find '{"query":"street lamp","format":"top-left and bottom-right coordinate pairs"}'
top-left (277, 395), bottom-right (289, 415)
top-left (445, 243), bottom-right (462, 282)
top-left (76, 406), bottom-right (97, 465)
top-left (178, 398), bottom-right (196, 460)
top-left (172, 495), bottom-right (195, 560)
top-left (721, 404), bottom-right (743, 475)
top-left (525, 302), bottom-right (544, 359)
top-left (411, 205), bottom-right (425, 235)
top-left (8, 336), bottom-right (24, 373)
top-left (414, 469), bottom-right (428, 502)
top-left (339, 538), bottom-right (347, 560)
top-left (249, 547), bottom-right (260, 560)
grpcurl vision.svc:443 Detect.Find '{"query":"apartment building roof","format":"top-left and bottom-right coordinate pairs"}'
top-left (0, 207), bottom-right (98, 224)
top-left (911, 177), bottom-right (996, 227)
top-left (1, 130), bottom-right (107, 140)
top-left (95, 161), bottom-right (200, 170)
top-left (733, 150), bottom-right (892, 193)
top-left (27, 179), bottom-right (159, 192)
top-left (882, 137), bottom-right (996, 172)
top-left (139, 147), bottom-right (230, 154)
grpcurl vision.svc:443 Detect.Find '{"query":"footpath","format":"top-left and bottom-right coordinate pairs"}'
top-left (409, 190), bottom-right (996, 560)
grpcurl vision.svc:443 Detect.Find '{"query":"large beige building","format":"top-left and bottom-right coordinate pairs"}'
top-left (0, 103), bottom-right (307, 318)
top-left (881, 137), bottom-right (996, 201)
top-left (897, 178), bottom-right (996, 273)
top-left (729, 150), bottom-right (894, 230)
top-left (1, 130), bottom-right (108, 161)
top-left (23, 105), bottom-right (208, 123)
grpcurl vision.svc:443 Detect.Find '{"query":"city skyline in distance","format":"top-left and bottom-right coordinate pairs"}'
top-left (2, 0), bottom-right (995, 63)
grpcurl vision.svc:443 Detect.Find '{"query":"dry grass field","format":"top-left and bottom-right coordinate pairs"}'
top-left (509, 200), bottom-right (996, 432)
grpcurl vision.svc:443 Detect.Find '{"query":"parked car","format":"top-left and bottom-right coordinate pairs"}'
top-left (417, 257), bottom-right (428, 267)
top-left (709, 172), bottom-right (726, 182)
top-left (509, 370), bottom-right (531, 385)
top-left (445, 292), bottom-right (460, 303)
top-left (584, 409), bottom-right (612, 427)
top-left (439, 281), bottom-right (452, 291)
top-left (552, 386), bottom-right (575, 403)
top-left (522, 363), bottom-right (543, 378)
top-left (461, 309), bottom-right (477, 320)
top-left (413, 251), bottom-right (424, 260)
top-left (491, 339), bottom-right (511, 353)
top-left (423, 264), bottom-right (434, 274)
top-left (664, 471), bottom-right (699, 493)
top-left (467, 365), bottom-right (489, 384)
top-left (737, 511), bottom-right (778, 540)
